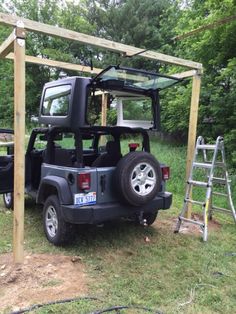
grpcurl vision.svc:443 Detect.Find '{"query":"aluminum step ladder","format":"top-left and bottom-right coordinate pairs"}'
top-left (175, 136), bottom-right (236, 241)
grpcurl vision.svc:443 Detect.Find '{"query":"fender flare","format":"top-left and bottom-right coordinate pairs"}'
top-left (37, 175), bottom-right (73, 205)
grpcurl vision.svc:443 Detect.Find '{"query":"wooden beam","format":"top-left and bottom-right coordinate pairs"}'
top-left (171, 70), bottom-right (199, 79)
top-left (0, 30), bottom-right (15, 58)
top-left (0, 12), bottom-right (202, 70)
top-left (101, 93), bottom-right (108, 127)
top-left (6, 53), bottom-right (102, 74)
top-left (13, 26), bottom-right (25, 263)
top-left (186, 74), bottom-right (201, 218)
top-left (7, 53), bottom-right (201, 79)
top-left (173, 14), bottom-right (236, 41)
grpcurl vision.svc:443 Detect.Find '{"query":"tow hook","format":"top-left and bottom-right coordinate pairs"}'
top-left (138, 212), bottom-right (147, 226)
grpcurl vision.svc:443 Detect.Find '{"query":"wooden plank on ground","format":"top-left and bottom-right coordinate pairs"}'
top-left (13, 29), bottom-right (25, 263)
top-left (0, 12), bottom-right (202, 70)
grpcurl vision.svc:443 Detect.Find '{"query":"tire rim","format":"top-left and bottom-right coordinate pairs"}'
top-left (131, 162), bottom-right (156, 196)
top-left (45, 205), bottom-right (58, 238)
top-left (4, 193), bottom-right (12, 205)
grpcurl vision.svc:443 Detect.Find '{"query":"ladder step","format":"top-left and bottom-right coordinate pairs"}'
top-left (193, 162), bottom-right (225, 169)
top-left (212, 206), bottom-right (232, 215)
top-left (212, 191), bottom-right (228, 197)
top-left (214, 162), bottom-right (225, 167)
top-left (197, 144), bottom-right (216, 150)
top-left (193, 162), bottom-right (212, 169)
top-left (185, 198), bottom-right (205, 206)
top-left (179, 216), bottom-right (204, 227)
top-left (212, 177), bottom-right (230, 185)
top-left (188, 180), bottom-right (209, 187)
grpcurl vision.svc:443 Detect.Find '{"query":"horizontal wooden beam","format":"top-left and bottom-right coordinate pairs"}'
top-left (0, 12), bottom-right (202, 70)
top-left (7, 53), bottom-right (200, 79)
top-left (173, 14), bottom-right (236, 41)
top-left (171, 70), bottom-right (200, 79)
top-left (0, 30), bottom-right (15, 58)
top-left (6, 53), bottom-right (102, 74)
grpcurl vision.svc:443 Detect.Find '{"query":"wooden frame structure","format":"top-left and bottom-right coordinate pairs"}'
top-left (0, 12), bottom-right (202, 263)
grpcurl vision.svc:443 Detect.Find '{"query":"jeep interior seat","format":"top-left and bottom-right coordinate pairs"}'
top-left (54, 148), bottom-right (73, 167)
top-left (91, 141), bottom-right (122, 167)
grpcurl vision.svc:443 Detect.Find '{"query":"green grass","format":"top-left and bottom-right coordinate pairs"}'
top-left (0, 138), bottom-right (236, 314)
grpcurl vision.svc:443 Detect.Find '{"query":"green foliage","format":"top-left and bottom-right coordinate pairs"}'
top-left (0, 0), bottom-right (235, 166)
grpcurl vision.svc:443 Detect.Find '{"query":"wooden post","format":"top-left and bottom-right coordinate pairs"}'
top-left (186, 74), bottom-right (201, 218)
top-left (101, 93), bottom-right (108, 127)
top-left (100, 93), bottom-right (108, 146)
top-left (13, 23), bottom-right (26, 263)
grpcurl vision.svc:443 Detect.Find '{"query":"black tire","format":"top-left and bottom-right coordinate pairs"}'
top-left (43, 195), bottom-right (75, 246)
top-left (114, 152), bottom-right (162, 206)
top-left (3, 192), bottom-right (13, 209)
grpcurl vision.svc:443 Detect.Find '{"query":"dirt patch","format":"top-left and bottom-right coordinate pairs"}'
top-left (0, 253), bottom-right (89, 312)
top-left (155, 213), bottom-right (221, 236)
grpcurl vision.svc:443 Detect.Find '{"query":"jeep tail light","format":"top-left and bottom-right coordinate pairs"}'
top-left (161, 166), bottom-right (170, 180)
top-left (78, 173), bottom-right (91, 190)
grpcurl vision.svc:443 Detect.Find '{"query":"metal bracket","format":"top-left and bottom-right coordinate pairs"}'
top-left (15, 21), bottom-right (26, 39)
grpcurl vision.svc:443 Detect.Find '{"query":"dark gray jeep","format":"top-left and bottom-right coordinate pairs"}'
top-left (0, 66), bottom-right (180, 245)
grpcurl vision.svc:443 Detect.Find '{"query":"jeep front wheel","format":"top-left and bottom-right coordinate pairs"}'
top-left (115, 152), bottom-right (161, 206)
top-left (43, 195), bottom-right (74, 245)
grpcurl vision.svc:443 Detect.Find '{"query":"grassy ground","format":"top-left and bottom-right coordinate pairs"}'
top-left (0, 138), bottom-right (236, 314)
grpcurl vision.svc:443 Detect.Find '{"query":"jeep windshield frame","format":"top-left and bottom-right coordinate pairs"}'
top-left (92, 65), bottom-right (181, 94)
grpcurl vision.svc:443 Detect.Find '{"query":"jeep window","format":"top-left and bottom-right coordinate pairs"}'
top-left (94, 66), bottom-right (180, 91)
top-left (42, 85), bottom-right (71, 117)
top-left (122, 98), bottom-right (152, 121)
top-left (87, 90), bottom-right (102, 125)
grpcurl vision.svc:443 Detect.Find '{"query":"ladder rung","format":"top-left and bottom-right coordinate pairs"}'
top-left (188, 180), bottom-right (209, 187)
top-left (212, 206), bottom-right (232, 214)
top-left (193, 162), bottom-right (212, 169)
top-left (197, 144), bottom-right (216, 150)
top-left (212, 191), bottom-right (228, 197)
top-left (185, 198), bottom-right (205, 206)
top-left (214, 162), bottom-right (225, 167)
top-left (179, 216), bottom-right (204, 227)
top-left (212, 177), bottom-right (230, 185)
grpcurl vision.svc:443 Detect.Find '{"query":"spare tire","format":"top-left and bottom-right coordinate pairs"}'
top-left (114, 151), bottom-right (162, 206)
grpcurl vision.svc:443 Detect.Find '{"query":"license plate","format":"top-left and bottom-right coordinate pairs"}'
top-left (74, 192), bottom-right (96, 206)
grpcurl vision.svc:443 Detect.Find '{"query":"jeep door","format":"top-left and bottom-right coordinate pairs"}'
top-left (0, 129), bottom-right (14, 193)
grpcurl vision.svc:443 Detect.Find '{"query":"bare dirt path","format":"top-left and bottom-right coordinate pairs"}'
top-left (0, 253), bottom-right (89, 312)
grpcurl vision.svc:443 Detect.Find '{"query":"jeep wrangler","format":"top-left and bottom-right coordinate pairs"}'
top-left (0, 65), bottom-right (180, 245)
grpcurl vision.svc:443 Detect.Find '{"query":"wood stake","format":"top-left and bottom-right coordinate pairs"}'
top-left (13, 26), bottom-right (25, 263)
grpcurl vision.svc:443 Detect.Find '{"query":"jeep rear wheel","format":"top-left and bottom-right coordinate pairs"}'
top-left (3, 192), bottom-right (13, 209)
top-left (115, 152), bottom-right (161, 206)
top-left (43, 195), bottom-right (74, 246)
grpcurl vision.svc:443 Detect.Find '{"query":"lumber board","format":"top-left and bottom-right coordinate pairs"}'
top-left (13, 35), bottom-right (25, 263)
top-left (0, 30), bottom-right (15, 58)
top-left (186, 74), bottom-right (201, 218)
top-left (0, 12), bottom-right (202, 70)
top-left (6, 52), bottom-right (102, 74)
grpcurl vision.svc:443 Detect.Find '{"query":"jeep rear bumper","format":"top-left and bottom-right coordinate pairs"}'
top-left (61, 192), bottom-right (172, 224)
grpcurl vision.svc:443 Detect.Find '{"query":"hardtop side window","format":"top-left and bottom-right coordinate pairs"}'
top-left (42, 84), bottom-right (71, 117)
